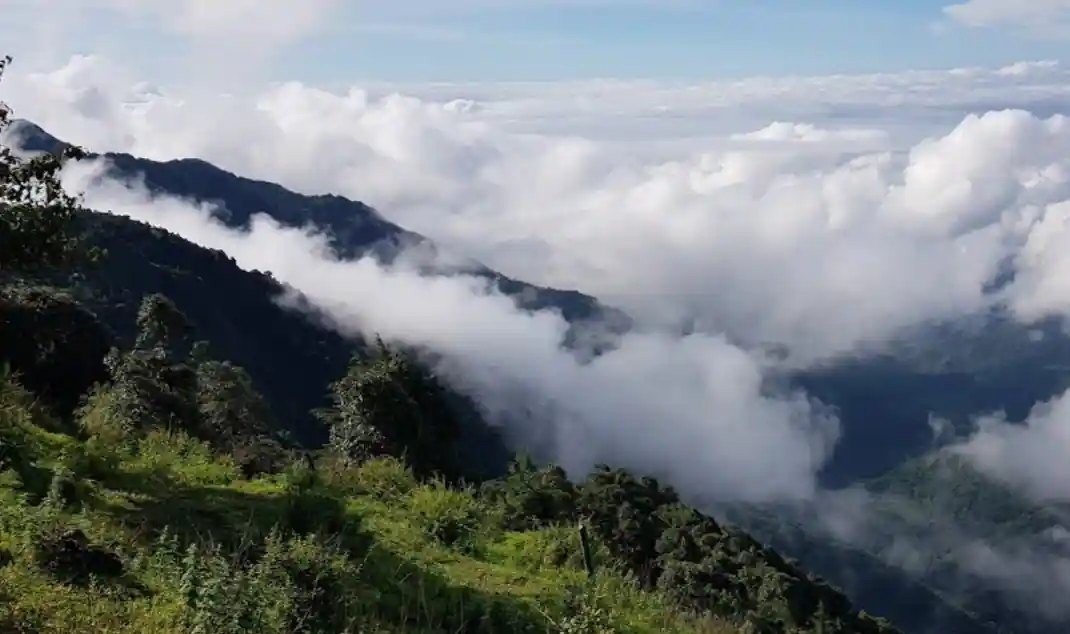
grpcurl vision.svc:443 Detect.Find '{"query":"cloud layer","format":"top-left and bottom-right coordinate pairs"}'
top-left (8, 55), bottom-right (1070, 508)
top-left (56, 158), bottom-right (839, 502)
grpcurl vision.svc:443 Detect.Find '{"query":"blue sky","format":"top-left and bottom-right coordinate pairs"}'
top-left (6, 0), bottom-right (1070, 82)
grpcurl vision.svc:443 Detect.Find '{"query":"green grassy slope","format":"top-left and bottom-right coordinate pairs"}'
top-left (1, 353), bottom-right (901, 634)
top-left (0, 370), bottom-right (736, 634)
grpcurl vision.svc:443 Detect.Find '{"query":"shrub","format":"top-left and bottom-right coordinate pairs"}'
top-left (353, 455), bottom-right (418, 500)
top-left (489, 526), bottom-right (592, 573)
top-left (407, 480), bottom-right (485, 551)
top-left (481, 459), bottom-right (578, 531)
top-left (173, 536), bottom-right (294, 634)
top-left (128, 429), bottom-right (240, 486)
top-left (558, 583), bottom-right (619, 634)
top-left (77, 384), bottom-right (134, 445)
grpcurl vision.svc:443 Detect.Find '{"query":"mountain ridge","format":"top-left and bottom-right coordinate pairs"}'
top-left (9, 119), bottom-right (632, 335)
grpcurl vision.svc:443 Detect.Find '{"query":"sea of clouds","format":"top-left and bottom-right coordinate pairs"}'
top-left (6, 1), bottom-right (1070, 618)
top-left (7, 52), bottom-right (1070, 507)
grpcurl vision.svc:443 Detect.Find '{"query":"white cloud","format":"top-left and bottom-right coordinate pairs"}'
top-left (730, 122), bottom-right (888, 144)
top-left (12, 54), bottom-right (1070, 507)
top-left (55, 158), bottom-right (839, 503)
top-left (13, 57), bottom-right (1070, 360)
top-left (944, 0), bottom-right (1070, 33)
top-left (953, 389), bottom-right (1070, 502)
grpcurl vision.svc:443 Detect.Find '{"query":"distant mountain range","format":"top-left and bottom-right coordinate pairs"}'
top-left (10, 120), bottom-right (629, 331)
top-left (11, 119), bottom-right (1070, 634)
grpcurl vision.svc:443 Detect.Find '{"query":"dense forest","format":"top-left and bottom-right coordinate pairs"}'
top-left (0, 55), bottom-right (903, 633)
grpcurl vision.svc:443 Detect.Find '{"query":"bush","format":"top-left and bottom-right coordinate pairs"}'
top-left (137, 527), bottom-right (369, 634)
top-left (76, 385), bottom-right (134, 445)
top-left (231, 437), bottom-right (287, 478)
top-left (171, 535), bottom-right (294, 634)
top-left (481, 460), bottom-right (578, 531)
top-left (279, 533), bottom-right (355, 634)
top-left (0, 286), bottom-right (111, 418)
top-left (489, 526), bottom-right (592, 573)
top-left (282, 455), bottom-right (317, 491)
top-left (558, 584), bottom-right (619, 634)
top-left (352, 456), bottom-right (418, 500)
top-left (127, 429), bottom-right (240, 486)
top-left (407, 480), bottom-right (485, 551)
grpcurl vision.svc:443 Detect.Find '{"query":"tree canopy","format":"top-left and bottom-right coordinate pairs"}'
top-left (0, 56), bottom-right (96, 274)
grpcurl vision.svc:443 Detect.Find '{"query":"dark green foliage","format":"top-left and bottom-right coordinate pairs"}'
top-left (60, 210), bottom-right (357, 450)
top-left (480, 456), bottom-right (899, 633)
top-left (410, 485), bottom-right (483, 549)
top-left (0, 371), bottom-right (56, 500)
top-left (0, 58), bottom-right (109, 418)
top-left (280, 538), bottom-right (349, 634)
top-left (558, 584), bottom-right (617, 634)
top-left (193, 343), bottom-right (287, 475)
top-left (481, 454), bottom-right (579, 530)
top-left (655, 503), bottom-right (726, 565)
top-left (578, 466), bottom-right (682, 585)
top-left (134, 293), bottom-right (191, 356)
top-left (53, 211), bottom-right (513, 472)
top-left (0, 285), bottom-right (111, 417)
top-left (101, 294), bottom-right (200, 435)
top-left (34, 528), bottom-right (124, 586)
top-left (318, 339), bottom-right (464, 479)
top-left (578, 523), bottom-right (595, 577)
top-left (46, 465), bottom-right (79, 510)
top-left (566, 466), bottom-right (900, 634)
top-left (82, 299), bottom-right (287, 479)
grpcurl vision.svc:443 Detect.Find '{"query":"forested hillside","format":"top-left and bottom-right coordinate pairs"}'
top-left (0, 56), bottom-right (900, 633)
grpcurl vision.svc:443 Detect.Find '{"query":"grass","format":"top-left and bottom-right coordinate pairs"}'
top-left (0, 373), bottom-right (739, 634)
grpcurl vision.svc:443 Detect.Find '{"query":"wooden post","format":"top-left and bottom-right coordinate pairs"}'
top-left (578, 521), bottom-right (595, 578)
